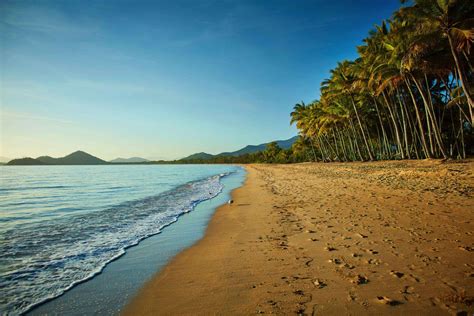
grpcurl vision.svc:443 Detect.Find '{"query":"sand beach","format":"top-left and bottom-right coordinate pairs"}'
top-left (125, 160), bottom-right (473, 315)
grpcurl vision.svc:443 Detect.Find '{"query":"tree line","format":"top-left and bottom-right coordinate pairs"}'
top-left (290, 0), bottom-right (473, 162)
top-left (174, 141), bottom-right (308, 164)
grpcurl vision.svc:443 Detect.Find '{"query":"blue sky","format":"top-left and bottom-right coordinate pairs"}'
top-left (1, 0), bottom-right (400, 160)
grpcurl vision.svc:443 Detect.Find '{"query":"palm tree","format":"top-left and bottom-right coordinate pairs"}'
top-left (322, 61), bottom-right (375, 160)
top-left (289, 0), bottom-right (472, 162)
top-left (400, 0), bottom-right (474, 123)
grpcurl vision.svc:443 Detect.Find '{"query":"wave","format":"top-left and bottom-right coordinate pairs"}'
top-left (0, 172), bottom-right (231, 315)
top-left (0, 185), bottom-right (72, 192)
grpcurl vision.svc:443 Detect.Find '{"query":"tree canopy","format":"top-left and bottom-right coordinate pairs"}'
top-left (290, 0), bottom-right (473, 162)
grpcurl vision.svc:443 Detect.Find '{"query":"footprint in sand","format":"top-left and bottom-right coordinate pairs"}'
top-left (400, 286), bottom-right (414, 294)
top-left (350, 275), bottom-right (369, 285)
top-left (313, 279), bottom-right (327, 289)
top-left (365, 249), bottom-right (379, 255)
top-left (390, 271), bottom-right (405, 278)
top-left (347, 291), bottom-right (357, 301)
top-left (408, 274), bottom-right (422, 283)
top-left (365, 258), bottom-right (382, 265)
top-left (376, 296), bottom-right (402, 306)
top-left (458, 245), bottom-right (474, 252)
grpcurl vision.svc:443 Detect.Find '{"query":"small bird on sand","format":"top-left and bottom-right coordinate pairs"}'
top-left (228, 199), bottom-right (234, 205)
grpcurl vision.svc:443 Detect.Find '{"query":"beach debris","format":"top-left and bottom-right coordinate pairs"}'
top-left (324, 246), bottom-right (337, 251)
top-left (228, 199), bottom-right (234, 205)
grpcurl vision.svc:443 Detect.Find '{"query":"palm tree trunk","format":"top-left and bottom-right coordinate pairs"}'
top-left (343, 128), bottom-right (356, 161)
top-left (459, 108), bottom-right (466, 159)
top-left (307, 136), bottom-right (318, 162)
top-left (447, 32), bottom-right (474, 124)
top-left (349, 95), bottom-right (374, 161)
top-left (332, 130), bottom-right (342, 161)
top-left (323, 134), bottom-right (339, 161)
top-left (411, 75), bottom-right (447, 158)
top-left (396, 89), bottom-right (410, 159)
top-left (348, 118), bottom-right (364, 161)
top-left (316, 135), bottom-right (329, 162)
top-left (335, 126), bottom-right (349, 161)
top-left (404, 78), bottom-right (431, 158)
top-left (381, 91), bottom-right (404, 159)
top-left (373, 98), bottom-right (390, 159)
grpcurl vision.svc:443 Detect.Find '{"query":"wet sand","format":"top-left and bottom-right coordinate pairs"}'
top-left (124, 160), bottom-right (474, 315)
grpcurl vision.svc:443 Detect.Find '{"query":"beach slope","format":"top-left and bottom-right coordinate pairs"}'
top-left (124, 161), bottom-right (473, 315)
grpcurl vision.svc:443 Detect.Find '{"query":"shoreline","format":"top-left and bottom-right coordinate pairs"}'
top-left (26, 167), bottom-right (245, 315)
top-left (123, 165), bottom-right (260, 315)
top-left (124, 161), bottom-right (474, 315)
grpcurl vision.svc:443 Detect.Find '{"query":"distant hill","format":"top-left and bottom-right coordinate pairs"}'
top-left (36, 156), bottom-right (58, 164)
top-left (0, 156), bottom-right (11, 164)
top-left (219, 136), bottom-right (298, 157)
top-left (8, 151), bottom-right (107, 165)
top-left (181, 152), bottom-right (215, 160)
top-left (7, 158), bottom-right (44, 165)
top-left (181, 136), bottom-right (298, 160)
top-left (109, 157), bottom-right (149, 163)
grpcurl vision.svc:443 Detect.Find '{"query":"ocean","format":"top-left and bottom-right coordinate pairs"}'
top-left (0, 164), bottom-right (244, 315)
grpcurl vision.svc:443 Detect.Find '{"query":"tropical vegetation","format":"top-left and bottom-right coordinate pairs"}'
top-left (290, 0), bottom-right (473, 162)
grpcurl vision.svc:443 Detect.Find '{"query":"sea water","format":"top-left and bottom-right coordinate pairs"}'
top-left (0, 165), bottom-right (244, 315)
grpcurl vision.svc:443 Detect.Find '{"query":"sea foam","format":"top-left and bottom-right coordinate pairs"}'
top-left (0, 172), bottom-right (229, 315)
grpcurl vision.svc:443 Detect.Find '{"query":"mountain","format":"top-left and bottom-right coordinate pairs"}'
top-left (219, 136), bottom-right (298, 157)
top-left (36, 156), bottom-right (58, 164)
top-left (0, 156), bottom-right (11, 164)
top-left (181, 136), bottom-right (298, 160)
top-left (7, 158), bottom-right (44, 165)
top-left (8, 151), bottom-right (107, 165)
top-left (181, 152), bottom-right (215, 160)
top-left (109, 157), bottom-right (149, 163)
top-left (42, 151), bottom-right (107, 165)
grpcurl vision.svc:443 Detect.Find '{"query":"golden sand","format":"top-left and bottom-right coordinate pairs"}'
top-left (124, 160), bottom-right (473, 315)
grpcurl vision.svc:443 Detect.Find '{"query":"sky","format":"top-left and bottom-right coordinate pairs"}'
top-left (1, 0), bottom-right (401, 160)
